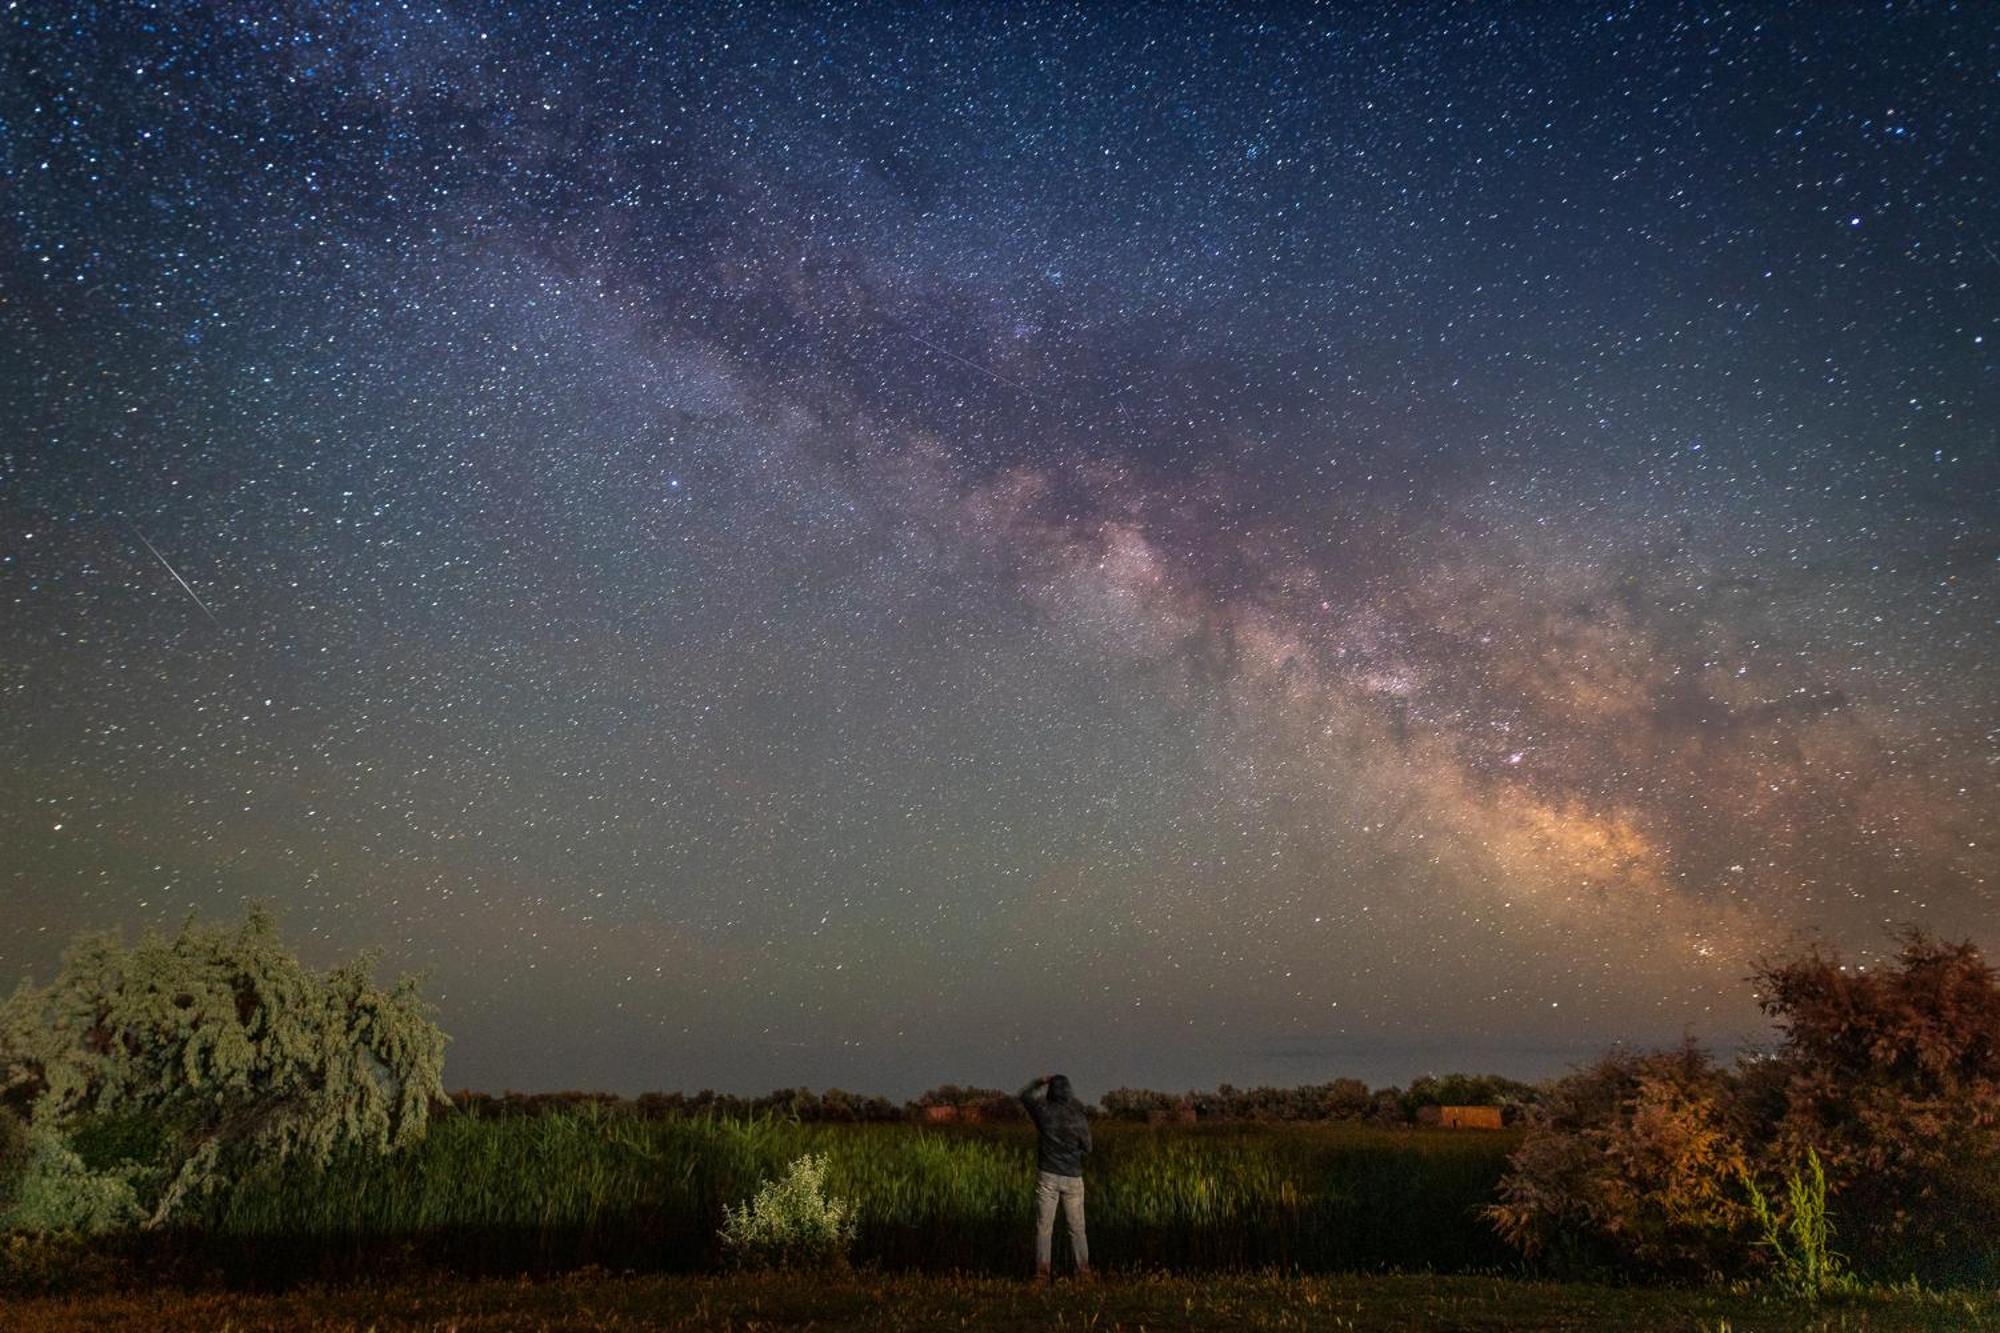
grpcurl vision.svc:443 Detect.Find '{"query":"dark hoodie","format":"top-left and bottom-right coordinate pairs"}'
top-left (1019, 1075), bottom-right (1093, 1177)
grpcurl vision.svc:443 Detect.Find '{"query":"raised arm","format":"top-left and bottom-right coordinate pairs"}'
top-left (1019, 1074), bottom-right (1049, 1107)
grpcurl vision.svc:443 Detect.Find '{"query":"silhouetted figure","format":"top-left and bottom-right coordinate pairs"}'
top-left (1019, 1073), bottom-right (1092, 1282)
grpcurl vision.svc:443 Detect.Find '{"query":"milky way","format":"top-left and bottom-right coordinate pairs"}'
top-left (2, 4), bottom-right (1994, 1096)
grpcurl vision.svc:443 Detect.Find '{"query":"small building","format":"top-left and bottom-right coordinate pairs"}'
top-left (922, 1104), bottom-right (960, 1124)
top-left (1439, 1105), bottom-right (1505, 1130)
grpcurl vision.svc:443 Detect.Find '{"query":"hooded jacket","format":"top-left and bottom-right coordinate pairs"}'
top-left (1019, 1075), bottom-right (1093, 1177)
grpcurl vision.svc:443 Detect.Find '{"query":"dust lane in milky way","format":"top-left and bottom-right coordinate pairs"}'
top-left (1, 3), bottom-right (1994, 1095)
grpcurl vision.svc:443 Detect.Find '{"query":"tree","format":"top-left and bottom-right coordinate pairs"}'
top-left (1487, 928), bottom-right (2000, 1285)
top-left (1752, 927), bottom-right (2000, 1277)
top-left (1099, 1087), bottom-right (1181, 1121)
top-left (0, 905), bottom-right (447, 1230)
top-left (1406, 1071), bottom-right (1540, 1113)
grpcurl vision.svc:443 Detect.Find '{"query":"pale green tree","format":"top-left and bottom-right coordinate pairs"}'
top-left (0, 905), bottom-right (447, 1230)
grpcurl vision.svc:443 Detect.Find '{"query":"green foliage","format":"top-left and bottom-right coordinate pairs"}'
top-left (1098, 1077), bottom-right (1533, 1124)
top-left (0, 905), bottom-right (448, 1230)
top-left (0, 1121), bottom-right (144, 1235)
top-left (67, 1111), bottom-right (177, 1175)
top-left (0, 1106), bottom-right (26, 1207)
top-left (450, 1078), bottom-right (1535, 1127)
top-left (194, 1113), bottom-right (1514, 1280)
top-left (1738, 1148), bottom-right (1855, 1301)
top-left (719, 1152), bottom-right (858, 1270)
top-left (1403, 1073), bottom-right (1539, 1113)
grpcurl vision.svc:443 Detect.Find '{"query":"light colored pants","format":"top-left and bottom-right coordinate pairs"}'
top-left (1033, 1170), bottom-right (1088, 1272)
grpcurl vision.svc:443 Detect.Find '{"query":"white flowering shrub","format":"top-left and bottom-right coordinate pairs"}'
top-left (718, 1152), bottom-right (858, 1269)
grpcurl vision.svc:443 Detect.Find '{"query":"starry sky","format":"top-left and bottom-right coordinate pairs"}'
top-left (3, 3), bottom-right (1995, 1099)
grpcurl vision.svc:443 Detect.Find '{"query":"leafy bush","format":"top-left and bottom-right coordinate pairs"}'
top-left (1490, 928), bottom-right (2000, 1284)
top-left (449, 1088), bottom-right (907, 1123)
top-left (0, 905), bottom-right (447, 1230)
top-left (905, 1086), bottom-right (1030, 1122)
top-left (0, 1121), bottom-right (144, 1235)
top-left (719, 1152), bottom-right (858, 1270)
top-left (1100, 1087), bottom-right (1185, 1122)
top-left (1752, 928), bottom-right (2000, 1281)
top-left (1100, 1076), bottom-right (1530, 1124)
top-left (1404, 1073), bottom-right (1540, 1116)
top-left (1486, 1041), bottom-right (1753, 1279)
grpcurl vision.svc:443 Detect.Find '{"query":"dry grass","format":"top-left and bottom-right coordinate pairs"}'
top-left (6, 1270), bottom-right (1998, 1332)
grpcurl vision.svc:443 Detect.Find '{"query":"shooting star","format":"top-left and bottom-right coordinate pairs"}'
top-left (901, 329), bottom-right (1045, 401)
top-left (132, 527), bottom-right (221, 626)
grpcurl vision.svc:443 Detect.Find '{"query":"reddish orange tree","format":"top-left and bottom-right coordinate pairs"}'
top-left (1491, 927), bottom-right (2000, 1284)
top-left (1753, 928), bottom-right (2000, 1280)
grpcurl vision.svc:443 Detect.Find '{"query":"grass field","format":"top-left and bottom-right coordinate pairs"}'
top-left (173, 1113), bottom-right (1520, 1282)
top-left (21, 1110), bottom-right (1995, 1328)
top-left (8, 1270), bottom-right (2000, 1332)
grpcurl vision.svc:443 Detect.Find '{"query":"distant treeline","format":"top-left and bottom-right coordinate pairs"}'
top-left (443, 1072), bottom-right (1539, 1125)
top-left (1100, 1074), bottom-right (1537, 1124)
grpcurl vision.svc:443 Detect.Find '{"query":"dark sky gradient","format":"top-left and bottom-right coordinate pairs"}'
top-left (3, 3), bottom-right (1995, 1098)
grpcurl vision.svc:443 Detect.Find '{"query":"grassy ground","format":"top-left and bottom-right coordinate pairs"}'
top-left (189, 1116), bottom-right (1519, 1279)
top-left (7, 1270), bottom-right (1999, 1332)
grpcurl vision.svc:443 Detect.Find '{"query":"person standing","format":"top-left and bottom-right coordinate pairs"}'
top-left (1019, 1073), bottom-right (1092, 1283)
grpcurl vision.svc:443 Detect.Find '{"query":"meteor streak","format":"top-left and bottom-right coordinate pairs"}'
top-left (902, 329), bottom-right (1043, 399)
top-left (132, 527), bottom-right (221, 626)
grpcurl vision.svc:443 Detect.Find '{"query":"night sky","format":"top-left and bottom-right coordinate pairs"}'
top-left (3, 4), bottom-right (1995, 1099)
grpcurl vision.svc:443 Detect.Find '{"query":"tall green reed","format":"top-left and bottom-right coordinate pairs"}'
top-left (197, 1113), bottom-right (1518, 1281)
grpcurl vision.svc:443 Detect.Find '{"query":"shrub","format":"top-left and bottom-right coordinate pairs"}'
top-left (905, 1086), bottom-right (1029, 1123)
top-left (718, 1152), bottom-right (858, 1270)
top-left (1406, 1073), bottom-right (1539, 1112)
top-left (1101, 1088), bottom-right (1183, 1122)
top-left (0, 1121), bottom-right (144, 1235)
top-left (0, 904), bottom-right (448, 1229)
top-left (1489, 929), bottom-right (2000, 1284)
top-left (1486, 1041), bottom-right (1753, 1279)
top-left (1319, 1077), bottom-right (1376, 1120)
top-left (1752, 928), bottom-right (2000, 1280)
